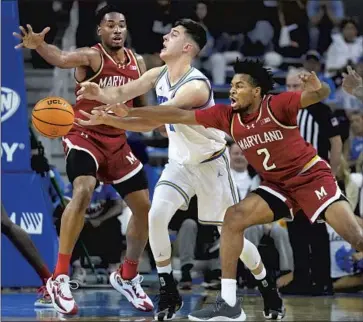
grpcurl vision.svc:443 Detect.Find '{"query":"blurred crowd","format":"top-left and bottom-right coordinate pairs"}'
top-left (20, 0), bottom-right (363, 294)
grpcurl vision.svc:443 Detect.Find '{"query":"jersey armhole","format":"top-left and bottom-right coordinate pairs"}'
top-left (266, 95), bottom-right (297, 129)
top-left (170, 77), bottom-right (212, 110)
top-left (74, 47), bottom-right (104, 84)
top-left (154, 66), bottom-right (168, 87)
top-left (127, 49), bottom-right (142, 78)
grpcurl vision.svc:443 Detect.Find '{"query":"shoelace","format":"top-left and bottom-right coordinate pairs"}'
top-left (58, 279), bottom-right (80, 297)
top-left (212, 298), bottom-right (224, 313)
top-left (131, 275), bottom-right (145, 297)
top-left (37, 285), bottom-right (49, 298)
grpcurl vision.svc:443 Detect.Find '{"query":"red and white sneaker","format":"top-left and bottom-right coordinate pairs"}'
top-left (109, 271), bottom-right (154, 311)
top-left (46, 275), bottom-right (79, 315)
top-left (34, 285), bottom-right (53, 308)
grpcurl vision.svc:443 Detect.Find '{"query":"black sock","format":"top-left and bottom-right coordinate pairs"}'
top-left (158, 272), bottom-right (178, 292)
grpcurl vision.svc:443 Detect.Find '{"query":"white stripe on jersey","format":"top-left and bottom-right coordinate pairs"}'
top-left (155, 67), bottom-right (226, 164)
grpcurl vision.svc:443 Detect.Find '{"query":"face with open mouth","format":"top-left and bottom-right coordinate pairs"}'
top-left (98, 12), bottom-right (127, 50)
top-left (230, 74), bottom-right (260, 112)
top-left (160, 26), bottom-right (189, 60)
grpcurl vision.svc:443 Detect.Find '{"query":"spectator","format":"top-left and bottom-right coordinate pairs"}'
top-left (228, 143), bottom-right (251, 200)
top-left (277, 0), bottom-right (310, 58)
top-left (343, 111), bottom-right (363, 171)
top-left (195, 1), bottom-right (242, 85)
top-left (302, 50), bottom-right (336, 103)
top-left (130, 0), bottom-right (177, 70)
top-left (307, 0), bottom-right (345, 53)
top-left (325, 18), bottom-right (363, 77)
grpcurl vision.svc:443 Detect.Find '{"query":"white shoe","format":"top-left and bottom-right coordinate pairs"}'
top-left (46, 275), bottom-right (79, 315)
top-left (109, 271), bottom-right (154, 311)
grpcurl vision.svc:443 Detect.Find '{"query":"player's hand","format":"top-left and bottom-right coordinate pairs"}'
top-left (76, 110), bottom-right (108, 126)
top-left (93, 103), bottom-right (130, 117)
top-left (342, 66), bottom-right (363, 95)
top-left (76, 82), bottom-right (102, 101)
top-left (13, 24), bottom-right (50, 49)
top-left (299, 71), bottom-right (322, 92)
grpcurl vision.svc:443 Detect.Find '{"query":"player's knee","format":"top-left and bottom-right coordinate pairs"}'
top-left (71, 177), bottom-right (96, 212)
top-left (181, 218), bottom-right (198, 232)
top-left (350, 229), bottom-right (363, 252)
top-left (148, 199), bottom-right (174, 230)
top-left (224, 205), bottom-right (247, 232)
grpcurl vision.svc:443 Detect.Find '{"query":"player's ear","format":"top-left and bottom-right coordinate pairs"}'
top-left (254, 87), bottom-right (262, 97)
top-left (97, 26), bottom-right (101, 36)
top-left (183, 42), bottom-right (193, 53)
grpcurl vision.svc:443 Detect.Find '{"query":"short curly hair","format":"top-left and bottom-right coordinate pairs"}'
top-left (95, 4), bottom-right (124, 26)
top-left (233, 58), bottom-right (275, 96)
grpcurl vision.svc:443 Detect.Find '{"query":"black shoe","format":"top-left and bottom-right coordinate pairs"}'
top-left (155, 273), bottom-right (183, 320)
top-left (257, 275), bottom-right (286, 320)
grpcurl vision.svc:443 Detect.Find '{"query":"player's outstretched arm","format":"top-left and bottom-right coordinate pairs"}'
top-left (299, 71), bottom-right (331, 108)
top-left (77, 110), bottom-right (162, 132)
top-left (77, 66), bottom-right (163, 104)
top-left (13, 24), bottom-right (101, 69)
top-left (342, 66), bottom-right (363, 101)
top-left (92, 79), bottom-right (210, 124)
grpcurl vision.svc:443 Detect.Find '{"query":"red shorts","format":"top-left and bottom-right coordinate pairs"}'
top-left (257, 159), bottom-right (343, 223)
top-left (62, 127), bottom-right (142, 184)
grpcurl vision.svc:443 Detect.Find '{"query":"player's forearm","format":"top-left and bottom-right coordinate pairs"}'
top-left (352, 86), bottom-right (363, 102)
top-left (315, 82), bottom-right (331, 101)
top-left (329, 136), bottom-right (343, 176)
top-left (35, 42), bottom-right (70, 68)
top-left (303, 82), bottom-right (331, 105)
top-left (127, 105), bottom-right (197, 125)
top-left (104, 115), bottom-right (160, 132)
top-left (98, 87), bottom-right (127, 104)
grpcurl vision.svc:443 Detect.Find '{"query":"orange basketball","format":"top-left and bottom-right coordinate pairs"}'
top-left (32, 97), bottom-right (74, 138)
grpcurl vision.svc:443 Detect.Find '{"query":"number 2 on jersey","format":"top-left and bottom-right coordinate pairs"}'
top-left (257, 148), bottom-right (276, 171)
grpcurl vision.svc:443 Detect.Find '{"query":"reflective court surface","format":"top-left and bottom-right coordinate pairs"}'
top-left (2, 288), bottom-right (363, 321)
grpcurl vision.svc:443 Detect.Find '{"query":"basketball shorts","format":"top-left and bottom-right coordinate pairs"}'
top-left (155, 152), bottom-right (239, 225)
top-left (62, 127), bottom-right (143, 186)
top-left (253, 159), bottom-right (346, 223)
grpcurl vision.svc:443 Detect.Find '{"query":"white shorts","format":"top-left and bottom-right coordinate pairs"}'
top-left (155, 152), bottom-right (239, 225)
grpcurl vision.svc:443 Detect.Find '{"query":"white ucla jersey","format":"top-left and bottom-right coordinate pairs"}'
top-left (155, 66), bottom-right (226, 164)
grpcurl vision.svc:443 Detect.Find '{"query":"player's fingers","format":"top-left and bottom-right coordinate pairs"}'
top-left (79, 110), bottom-right (93, 119)
top-left (105, 103), bottom-right (118, 111)
top-left (342, 72), bottom-right (348, 78)
top-left (347, 65), bottom-right (354, 75)
top-left (26, 24), bottom-right (33, 33)
top-left (14, 43), bottom-right (24, 49)
top-left (41, 27), bottom-right (51, 36)
top-left (93, 104), bottom-right (108, 111)
top-left (19, 26), bottom-right (27, 36)
top-left (353, 70), bottom-right (361, 80)
top-left (75, 118), bottom-right (90, 126)
top-left (13, 32), bottom-right (23, 40)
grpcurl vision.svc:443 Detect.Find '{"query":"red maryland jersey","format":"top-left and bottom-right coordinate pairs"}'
top-left (195, 92), bottom-right (319, 184)
top-left (74, 43), bottom-right (141, 136)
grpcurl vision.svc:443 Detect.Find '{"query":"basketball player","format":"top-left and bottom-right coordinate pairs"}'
top-left (77, 20), bottom-right (284, 321)
top-left (1, 204), bottom-right (52, 307)
top-left (83, 59), bottom-right (363, 321)
top-left (13, 5), bottom-right (153, 314)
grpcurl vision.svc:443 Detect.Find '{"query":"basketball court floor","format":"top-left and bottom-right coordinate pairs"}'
top-left (2, 286), bottom-right (363, 321)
